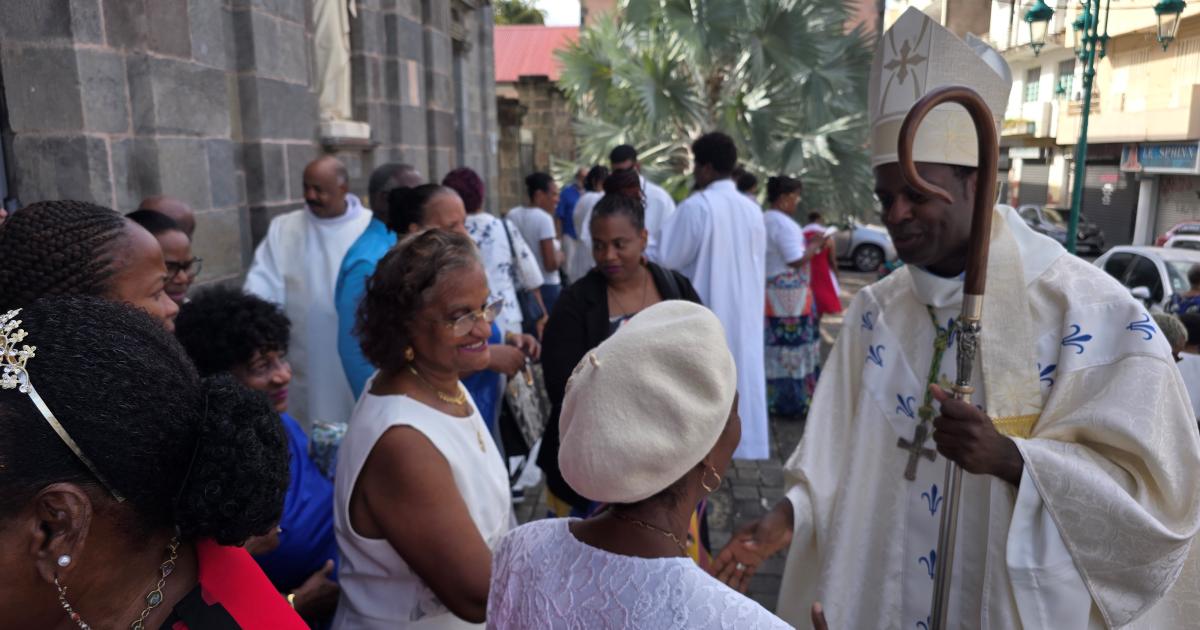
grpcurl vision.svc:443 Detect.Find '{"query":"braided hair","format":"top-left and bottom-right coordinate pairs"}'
top-left (0, 200), bottom-right (128, 311)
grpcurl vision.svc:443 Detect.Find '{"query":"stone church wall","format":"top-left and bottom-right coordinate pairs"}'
top-left (0, 0), bottom-right (499, 285)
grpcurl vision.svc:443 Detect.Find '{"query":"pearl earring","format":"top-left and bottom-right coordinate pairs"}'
top-left (57, 555), bottom-right (71, 567)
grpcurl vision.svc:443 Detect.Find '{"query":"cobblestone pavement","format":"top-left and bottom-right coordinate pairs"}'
top-left (514, 269), bottom-right (879, 612)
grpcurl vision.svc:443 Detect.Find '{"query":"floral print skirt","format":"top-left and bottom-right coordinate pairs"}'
top-left (765, 268), bottom-right (821, 418)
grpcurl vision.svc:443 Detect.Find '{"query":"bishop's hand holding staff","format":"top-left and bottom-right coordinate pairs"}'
top-left (714, 8), bottom-right (1200, 629)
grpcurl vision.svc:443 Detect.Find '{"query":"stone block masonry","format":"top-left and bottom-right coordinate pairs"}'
top-left (0, 0), bottom-right (500, 285)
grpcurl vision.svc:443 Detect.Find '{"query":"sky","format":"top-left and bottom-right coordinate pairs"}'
top-left (535, 0), bottom-right (581, 26)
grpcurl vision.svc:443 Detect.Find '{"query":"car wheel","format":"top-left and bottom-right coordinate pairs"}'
top-left (853, 244), bottom-right (885, 272)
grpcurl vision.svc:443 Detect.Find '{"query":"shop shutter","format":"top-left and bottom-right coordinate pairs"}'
top-left (1017, 162), bottom-right (1051, 207)
top-left (1154, 175), bottom-right (1200, 237)
top-left (1080, 162), bottom-right (1138, 247)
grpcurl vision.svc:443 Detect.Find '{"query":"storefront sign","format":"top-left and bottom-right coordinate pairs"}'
top-left (1008, 146), bottom-right (1044, 160)
top-left (1121, 142), bottom-right (1200, 174)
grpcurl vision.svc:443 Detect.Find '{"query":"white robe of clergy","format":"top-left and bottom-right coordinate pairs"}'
top-left (244, 195), bottom-right (371, 431)
top-left (657, 178), bottom-right (769, 459)
top-left (777, 206), bottom-right (1200, 629)
top-left (640, 174), bottom-right (677, 262)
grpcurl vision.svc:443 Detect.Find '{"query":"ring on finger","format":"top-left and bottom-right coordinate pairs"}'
top-left (736, 562), bottom-right (747, 571)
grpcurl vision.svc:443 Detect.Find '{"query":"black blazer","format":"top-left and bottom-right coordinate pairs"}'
top-left (536, 262), bottom-right (703, 508)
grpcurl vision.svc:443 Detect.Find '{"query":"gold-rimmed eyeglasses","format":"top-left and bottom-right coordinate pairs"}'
top-left (444, 299), bottom-right (503, 337)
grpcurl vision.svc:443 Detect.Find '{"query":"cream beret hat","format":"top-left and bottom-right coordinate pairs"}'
top-left (558, 300), bottom-right (738, 505)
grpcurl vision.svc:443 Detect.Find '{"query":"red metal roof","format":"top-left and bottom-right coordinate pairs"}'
top-left (494, 25), bottom-right (579, 83)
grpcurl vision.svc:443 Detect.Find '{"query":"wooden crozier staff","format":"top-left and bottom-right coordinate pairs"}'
top-left (896, 86), bottom-right (999, 630)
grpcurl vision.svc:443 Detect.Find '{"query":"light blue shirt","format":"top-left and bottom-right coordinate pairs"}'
top-left (336, 218), bottom-right (397, 398)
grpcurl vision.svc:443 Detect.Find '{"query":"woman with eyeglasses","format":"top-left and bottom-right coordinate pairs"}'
top-left (334, 229), bottom-right (512, 628)
top-left (175, 286), bottom-right (340, 625)
top-left (0, 200), bottom-right (180, 330)
top-left (127, 208), bottom-right (202, 306)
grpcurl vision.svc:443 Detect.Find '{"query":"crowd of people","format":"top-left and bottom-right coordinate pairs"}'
top-left (0, 123), bottom-right (836, 628)
top-left (3, 8), bottom-right (1200, 629)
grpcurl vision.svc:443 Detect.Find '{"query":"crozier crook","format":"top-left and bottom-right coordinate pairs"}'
top-left (896, 85), bottom-right (1000, 630)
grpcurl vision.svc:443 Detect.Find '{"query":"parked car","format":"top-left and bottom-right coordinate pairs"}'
top-left (1093, 246), bottom-right (1200, 310)
top-left (1155, 221), bottom-right (1200, 246)
top-left (1165, 235), bottom-right (1200, 251)
top-left (1017, 204), bottom-right (1106, 254)
top-left (832, 219), bottom-right (898, 272)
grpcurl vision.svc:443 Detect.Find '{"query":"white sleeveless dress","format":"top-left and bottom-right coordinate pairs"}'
top-left (332, 391), bottom-right (512, 629)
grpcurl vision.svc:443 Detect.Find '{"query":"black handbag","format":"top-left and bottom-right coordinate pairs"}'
top-left (501, 218), bottom-right (545, 324)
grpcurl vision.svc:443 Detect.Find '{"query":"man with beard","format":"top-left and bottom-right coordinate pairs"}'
top-left (245, 155), bottom-right (371, 431)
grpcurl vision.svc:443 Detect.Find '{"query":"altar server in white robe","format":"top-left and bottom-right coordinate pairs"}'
top-left (609, 144), bottom-right (676, 261)
top-left (713, 9), bottom-right (1200, 628)
top-left (657, 132), bottom-right (769, 460)
top-left (245, 155), bottom-right (371, 431)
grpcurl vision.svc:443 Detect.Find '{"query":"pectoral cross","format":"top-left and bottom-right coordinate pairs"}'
top-left (896, 307), bottom-right (951, 481)
top-left (898, 412), bottom-right (937, 481)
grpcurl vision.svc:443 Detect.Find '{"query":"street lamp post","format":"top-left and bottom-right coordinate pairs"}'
top-left (1025, 0), bottom-right (1186, 253)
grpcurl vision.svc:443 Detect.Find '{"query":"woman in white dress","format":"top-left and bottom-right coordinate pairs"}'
top-left (487, 301), bottom-right (794, 629)
top-left (333, 229), bottom-right (512, 629)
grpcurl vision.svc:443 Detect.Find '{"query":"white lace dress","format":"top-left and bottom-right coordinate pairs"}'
top-left (486, 519), bottom-right (793, 629)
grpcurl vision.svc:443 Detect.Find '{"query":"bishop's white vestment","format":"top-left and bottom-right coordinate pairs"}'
top-left (245, 195), bottom-right (370, 431)
top-left (657, 178), bottom-right (769, 459)
top-left (777, 206), bottom-right (1200, 629)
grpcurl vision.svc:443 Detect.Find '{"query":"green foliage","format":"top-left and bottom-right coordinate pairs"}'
top-left (556, 0), bottom-right (875, 217)
top-left (496, 0), bottom-right (547, 25)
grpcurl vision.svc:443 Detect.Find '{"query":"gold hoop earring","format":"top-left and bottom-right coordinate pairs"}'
top-left (701, 466), bottom-right (721, 493)
top-left (405, 347), bottom-right (415, 362)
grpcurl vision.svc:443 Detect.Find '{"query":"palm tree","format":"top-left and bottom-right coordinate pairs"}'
top-left (495, 0), bottom-right (547, 25)
top-left (556, 0), bottom-right (875, 218)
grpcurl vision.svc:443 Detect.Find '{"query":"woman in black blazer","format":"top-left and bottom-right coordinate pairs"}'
top-left (538, 188), bottom-right (703, 518)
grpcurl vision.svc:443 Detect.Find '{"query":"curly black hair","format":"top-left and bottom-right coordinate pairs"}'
top-left (356, 229), bottom-right (481, 370)
top-left (175, 286), bottom-right (291, 377)
top-left (0, 296), bottom-right (289, 545)
top-left (0, 200), bottom-right (129, 311)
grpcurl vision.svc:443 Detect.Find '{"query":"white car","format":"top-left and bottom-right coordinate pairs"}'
top-left (1164, 235), bottom-right (1200, 252)
top-left (1093, 246), bottom-right (1200, 311)
top-left (833, 219), bottom-right (898, 272)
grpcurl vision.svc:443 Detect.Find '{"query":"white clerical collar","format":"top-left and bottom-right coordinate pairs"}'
top-left (908, 206), bottom-right (1065, 309)
top-left (309, 193), bottom-right (365, 225)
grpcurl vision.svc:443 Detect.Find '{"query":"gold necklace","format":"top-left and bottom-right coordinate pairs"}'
top-left (613, 512), bottom-right (689, 555)
top-left (58, 536), bottom-right (179, 630)
top-left (405, 365), bottom-right (487, 453)
top-left (407, 364), bottom-right (468, 405)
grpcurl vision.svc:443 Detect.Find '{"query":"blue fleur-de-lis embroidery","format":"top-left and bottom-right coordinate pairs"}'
top-left (1038, 362), bottom-right (1057, 387)
top-left (917, 617), bottom-right (931, 630)
top-left (1127, 313), bottom-right (1157, 341)
top-left (918, 549), bottom-right (937, 579)
top-left (867, 344), bottom-right (885, 367)
top-left (1061, 324), bottom-right (1093, 355)
top-left (862, 311), bottom-right (875, 331)
top-left (921, 484), bottom-right (943, 516)
top-left (896, 394), bottom-right (916, 419)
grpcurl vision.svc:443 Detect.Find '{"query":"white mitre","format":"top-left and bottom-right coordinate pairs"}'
top-left (869, 7), bottom-right (1013, 168)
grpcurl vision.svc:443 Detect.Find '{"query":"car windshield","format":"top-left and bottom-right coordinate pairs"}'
top-left (1166, 260), bottom-right (1196, 293)
top-left (1171, 240), bottom-right (1200, 251)
top-left (1042, 208), bottom-right (1066, 225)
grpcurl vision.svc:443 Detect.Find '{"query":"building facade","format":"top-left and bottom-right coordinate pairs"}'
top-left (0, 0), bottom-right (499, 284)
top-left (989, 0), bottom-right (1200, 247)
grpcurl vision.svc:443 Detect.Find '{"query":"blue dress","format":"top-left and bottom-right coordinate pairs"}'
top-left (254, 412), bottom-right (339, 592)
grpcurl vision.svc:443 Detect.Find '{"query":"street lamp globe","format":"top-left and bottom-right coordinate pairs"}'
top-left (1025, 0), bottom-right (1056, 55)
top-left (1155, 0), bottom-right (1187, 51)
